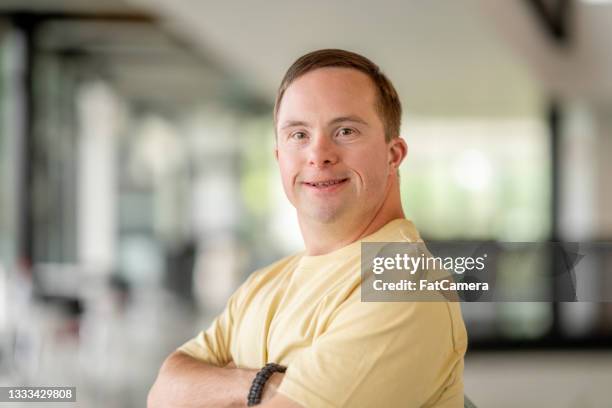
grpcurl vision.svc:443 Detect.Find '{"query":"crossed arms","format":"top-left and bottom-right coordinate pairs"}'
top-left (147, 292), bottom-right (465, 407)
top-left (147, 351), bottom-right (303, 408)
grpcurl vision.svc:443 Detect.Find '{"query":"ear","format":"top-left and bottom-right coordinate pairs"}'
top-left (274, 146), bottom-right (279, 162)
top-left (388, 136), bottom-right (408, 170)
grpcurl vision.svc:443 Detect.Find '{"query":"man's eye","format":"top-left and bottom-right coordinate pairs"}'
top-left (338, 128), bottom-right (355, 137)
top-left (291, 132), bottom-right (307, 140)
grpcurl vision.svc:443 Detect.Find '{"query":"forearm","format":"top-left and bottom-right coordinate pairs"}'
top-left (148, 351), bottom-right (256, 408)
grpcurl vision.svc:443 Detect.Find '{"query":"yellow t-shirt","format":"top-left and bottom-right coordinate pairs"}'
top-left (178, 218), bottom-right (468, 407)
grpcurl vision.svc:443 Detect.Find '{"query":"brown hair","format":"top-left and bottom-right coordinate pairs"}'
top-left (274, 49), bottom-right (402, 142)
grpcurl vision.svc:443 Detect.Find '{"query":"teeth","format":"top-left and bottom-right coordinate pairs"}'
top-left (312, 179), bottom-right (343, 187)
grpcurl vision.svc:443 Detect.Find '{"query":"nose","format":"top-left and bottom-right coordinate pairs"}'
top-left (307, 133), bottom-right (339, 168)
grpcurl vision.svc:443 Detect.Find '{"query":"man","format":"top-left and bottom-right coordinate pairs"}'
top-left (148, 49), bottom-right (467, 408)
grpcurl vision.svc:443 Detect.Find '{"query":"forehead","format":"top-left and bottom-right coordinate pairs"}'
top-left (277, 67), bottom-right (379, 123)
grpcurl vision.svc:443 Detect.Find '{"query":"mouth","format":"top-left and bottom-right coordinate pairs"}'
top-left (302, 178), bottom-right (349, 191)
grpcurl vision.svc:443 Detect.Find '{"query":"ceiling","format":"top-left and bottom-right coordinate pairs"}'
top-left (1, 0), bottom-right (611, 115)
top-left (131, 0), bottom-right (546, 117)
top-left (478, 0), bottom-right (612, 104)
top-left (0, 1), bottom-right (263, 110)
top-left (0, 0), bottom-right (138, 14)
top-left (34, 20), bottom-right (231, 108)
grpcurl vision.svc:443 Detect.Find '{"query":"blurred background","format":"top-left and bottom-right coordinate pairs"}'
top-left (0, 0), bottom-right (611, 406)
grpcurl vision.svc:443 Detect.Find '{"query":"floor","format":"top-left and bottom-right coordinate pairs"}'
top-left (464, 351), bottom-right (612, 408)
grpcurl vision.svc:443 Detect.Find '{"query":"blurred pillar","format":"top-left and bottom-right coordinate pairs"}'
top-left (592, 105), bottom-right (612, 236)
top-left (11, 15), bottom-right (37, 269)
top-left (76, 82), bottom-right (120, 275)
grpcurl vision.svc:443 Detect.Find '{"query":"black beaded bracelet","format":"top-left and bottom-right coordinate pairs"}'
top-left (247, 363), bottom-right (287, 406)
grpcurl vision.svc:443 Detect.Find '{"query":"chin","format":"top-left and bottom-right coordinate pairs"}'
top-left (302, 205), bottom-right (345, 224)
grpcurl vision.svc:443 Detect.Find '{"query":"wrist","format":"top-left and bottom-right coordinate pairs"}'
top-left (225, 367), bottom-right (258, 408)
top-left (261, 371), bottom-right (283, 401)
top-left (247, 363), bottom-right (287, 406)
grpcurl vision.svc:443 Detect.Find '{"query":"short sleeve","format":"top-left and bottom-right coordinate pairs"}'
top-left (277, 295), bottom-right (467, 408)
top-left (177, 309), bottom-right (233, 366)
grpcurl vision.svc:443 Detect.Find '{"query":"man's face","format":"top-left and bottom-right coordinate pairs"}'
top-left (275, 67), bottom-right (399, 224)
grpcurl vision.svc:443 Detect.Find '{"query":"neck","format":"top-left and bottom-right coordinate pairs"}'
top-left (299, 179), bottom-right (405, 256)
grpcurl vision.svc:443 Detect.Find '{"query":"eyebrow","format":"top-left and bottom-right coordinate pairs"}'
top-left (280, 115), bottom-right (369, 130)
top-left (330, 116), bottom-right (369, 126)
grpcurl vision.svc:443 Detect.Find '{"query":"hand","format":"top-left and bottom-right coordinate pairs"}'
top-left (261, 371), bottom-right (285, 403)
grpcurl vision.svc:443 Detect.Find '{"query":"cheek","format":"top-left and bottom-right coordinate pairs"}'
top-left (277, 153), bottom-right (299, 189)
top-left (350, 147), bottom-right (390, 187)
top-left (365, 164), bottom-right (389, 191)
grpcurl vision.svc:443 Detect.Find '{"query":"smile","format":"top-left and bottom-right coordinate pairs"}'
top-left (302, 178), bottom-right (349, 189)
